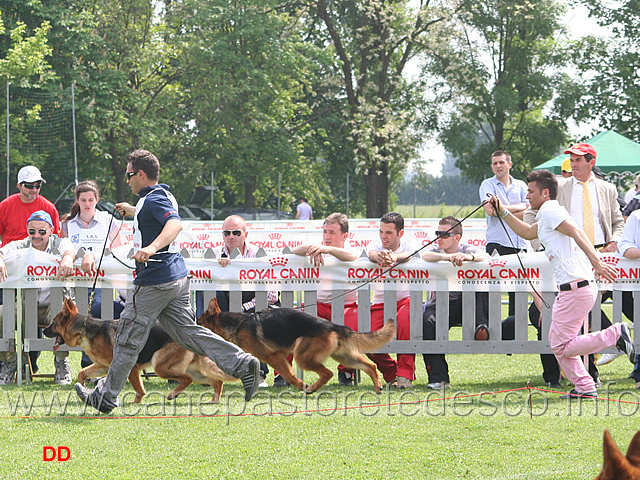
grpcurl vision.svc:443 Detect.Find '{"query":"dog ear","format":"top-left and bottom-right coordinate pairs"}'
top-left (208, 298), bottom-right (221, 316)
top-left (64, 297), bottom-right (78, 315)
top-left (595, 430), bottom-right (633, 480)
top-left (625, 430), bottom-right (640, 469)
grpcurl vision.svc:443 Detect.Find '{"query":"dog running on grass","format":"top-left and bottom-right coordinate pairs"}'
top-left (43, 297), bottom-right (236, 403)
top-left (593, 429), bottom-right (640, 480)
top-left (197, 298), bottom-right (395, 394)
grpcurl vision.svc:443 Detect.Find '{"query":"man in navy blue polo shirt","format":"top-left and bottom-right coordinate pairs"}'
top-left (75, 149), bottom-right (261, 413)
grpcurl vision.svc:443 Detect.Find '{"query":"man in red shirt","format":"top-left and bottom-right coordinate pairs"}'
top-left (0, 166), bottom-right (61, 246)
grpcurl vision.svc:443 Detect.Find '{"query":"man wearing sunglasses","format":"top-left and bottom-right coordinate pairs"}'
top-left (208, 215), bottom-right (279, 386)
top-left (0, 210), bottom-right (76, 385)
top-left (75, 149), bottom-right (262, 413)
top-left (0, 166), bottom-right (61, 248)
top-left (420, 216), bottom-right (489, 389)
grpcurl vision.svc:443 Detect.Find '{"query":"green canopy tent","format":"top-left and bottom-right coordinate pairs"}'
top-left (534, 130), bottom-right (640, 177)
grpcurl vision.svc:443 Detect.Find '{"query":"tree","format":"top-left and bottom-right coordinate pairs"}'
top-left (298, 0), bottom-right (457, 217)
top-left (564, 1), bottom-right (640, 143)
top-left (429, 0), bottom-right (570, 182)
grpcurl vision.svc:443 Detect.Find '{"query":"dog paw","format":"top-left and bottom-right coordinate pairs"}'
top-left (303, 384), bottom-right (314, 395)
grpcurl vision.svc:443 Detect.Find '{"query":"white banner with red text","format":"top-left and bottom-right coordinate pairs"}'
top-left (2, 247), bottom-right (637, 293)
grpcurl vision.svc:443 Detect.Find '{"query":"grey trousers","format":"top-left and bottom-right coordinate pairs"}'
top-left (95, 276), bottom-right (253, 405)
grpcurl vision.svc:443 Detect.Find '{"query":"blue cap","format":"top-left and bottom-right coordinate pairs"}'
top-left (27, 210), bottom-right (53, 227)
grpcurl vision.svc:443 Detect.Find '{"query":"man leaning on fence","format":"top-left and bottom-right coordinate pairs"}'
top-left (367, 212), bottom-right (419, 389)
top-left (293, 212), bottom-right (359, 386)
top-left (0, 210), bottom-right (75, 385)
top-left (420, 216), bottom-right (489, 389)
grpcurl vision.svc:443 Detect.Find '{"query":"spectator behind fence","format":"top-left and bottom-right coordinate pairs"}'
top-left (367, 212), bottom-right (419, 389)
top-left (295, 197), bottom-right (313, 220)
top-left (420, 216), bottom-right (489, 389)
top-left (60, 180), bottom-right (125, 369)
top-left (0, 211), bottom-right (76, 384)
top-left (616, 210), bottom-right (640, 387)
top-left (479, 150), bottom-right (529, 316)
top-left (293, 212), bottom-right (359, 386)
top-left (209, 214), bottom-right (279, 387)
top-left (488, 168), bottom-right (634, 399)
top-left (75, 149), bottom-right (262, 414)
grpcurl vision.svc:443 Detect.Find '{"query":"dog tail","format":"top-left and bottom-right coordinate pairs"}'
top-left (346, 319), bottom-right (395, 352)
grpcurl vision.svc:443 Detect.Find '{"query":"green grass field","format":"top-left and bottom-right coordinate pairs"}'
top-left (1, 334), bottom-right (639, 480)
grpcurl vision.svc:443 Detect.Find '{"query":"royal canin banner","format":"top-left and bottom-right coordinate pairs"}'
top-left (1, 247), bottom-right (637, 293)
top-left (116, 219), bottom-right (494, 257)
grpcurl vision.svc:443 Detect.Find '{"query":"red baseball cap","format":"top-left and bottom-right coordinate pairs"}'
top-left (564, 143), bottom-right (597, 159)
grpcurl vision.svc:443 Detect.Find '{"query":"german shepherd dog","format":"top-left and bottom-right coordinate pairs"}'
top-left (197, 298), bottom-right (395, 394)
top-left (43, 297), bottom-right (236, 403)
top-left (594, 430), bottom-right (640, 480)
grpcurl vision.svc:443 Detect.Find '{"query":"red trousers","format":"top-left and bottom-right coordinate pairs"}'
top-left (368, 297), bottom-right (414, 382)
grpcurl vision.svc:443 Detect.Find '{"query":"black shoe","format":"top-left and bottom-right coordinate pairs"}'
top-left (559, 389), bottom-right (598, 399)
top-left (240, 357), bottom-right (261, 401)
top-left (545, 381), bottom-right (562, 390)
top-left (74, 383), bottom-right (116, 413)
top-left (474, 324), bottom-right (489, 341)
top-left (617, 323), bottom-right (636, 364)
top-left (273, 374), bottom-right (289, 387)
top-left (338, 371), bottom-right (353, 386)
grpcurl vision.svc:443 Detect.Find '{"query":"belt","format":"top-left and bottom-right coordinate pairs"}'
top-left (558, 279), bottom-right (590, 291)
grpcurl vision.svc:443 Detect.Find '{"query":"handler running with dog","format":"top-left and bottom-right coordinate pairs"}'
top-left (487, 169), bottom-right (635, 399)
top-left (75, 149), bottom-right (261, 413)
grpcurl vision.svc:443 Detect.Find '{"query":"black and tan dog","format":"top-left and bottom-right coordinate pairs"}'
top-left (43, 297), bottom-right (235, 403)
top-left (197, 298), bottom-right (395, 394)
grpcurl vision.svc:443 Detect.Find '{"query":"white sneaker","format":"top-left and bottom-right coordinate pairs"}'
top-left (427, 382), bottom-right (450, 390)
top-left (596, 352), bottom-right (623, 366)
top-left (258, 377), bottom-right (269, 388)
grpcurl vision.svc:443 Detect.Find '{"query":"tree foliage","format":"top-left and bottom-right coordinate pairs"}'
top-left (429, 0), bottom-right (570, 182)
top-left (564, 0), bottom-right (640, 143)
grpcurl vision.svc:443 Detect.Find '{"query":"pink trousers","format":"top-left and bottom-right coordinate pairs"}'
top-left (549, 282), bottom-right (621, 392)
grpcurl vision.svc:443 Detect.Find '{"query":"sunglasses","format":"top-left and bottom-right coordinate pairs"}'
top-left (125, 170), bottom-right (139, 180)
top-left (223, 230), bottom-right (243, 237)
top-left (435, 231), bottom-right (454, 238)
top-left (21, 182), bottom-right (42, 190)
top-left (28, 228), bottom-right (48, 236)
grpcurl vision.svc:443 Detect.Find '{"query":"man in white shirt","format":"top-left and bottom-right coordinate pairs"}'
top-left (0, 210), bottom-right (76, 385)
top-left (489, 169), bottom-right (634, 398)
top-left (295, 197), bottom-right (313, 220)
top-left (367, 212), bottom-right (419, 389)
top-left (293, 212), bottom-right (359, 385)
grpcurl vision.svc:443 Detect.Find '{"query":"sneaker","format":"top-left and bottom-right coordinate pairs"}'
top-left (617, 323), bottom-right (636, 364)
top-left (0, 358), bottom-right (16, 385)
top-left (427, 382), bottom-right (450, 390)
top-left (395, 376), bottom-right (413, 389)
top-left (545, 381), bottom-right (562, 389)
top-left (338, 371), bottom-right (353, 386)
top-left (258, 376), bottom-right (269, 388)
top-left (240, 357), bottom-right (261, 401)
top-left (596, 352), bottom-right (623, 366)
top-left (74, 383), bottom-right (116, 413)
top-left (54, 357), bottom-right (72, 385)
top-left (273, 374), bottom-right (289, 388)
top-left (559, 389), bottom-right (598, 399)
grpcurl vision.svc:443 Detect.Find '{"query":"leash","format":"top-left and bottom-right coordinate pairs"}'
top-left (86, 208), bottom-right (136, 316)
top-left (488, 194), bottom-right (551, 309)
top-left (301, 200), bottom-right (491, 310)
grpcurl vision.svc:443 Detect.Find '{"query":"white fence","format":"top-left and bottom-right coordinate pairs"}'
top-left (2, 246), bottom-right (639, 385)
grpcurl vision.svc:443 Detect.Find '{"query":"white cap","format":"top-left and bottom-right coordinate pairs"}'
top-left (17, 166), bottom-right (45, 184)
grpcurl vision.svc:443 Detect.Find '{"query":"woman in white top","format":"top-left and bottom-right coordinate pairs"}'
top-left (61, 181), bottom-right (124, 367)
top-left (488, 169), bottom-right (634, 399)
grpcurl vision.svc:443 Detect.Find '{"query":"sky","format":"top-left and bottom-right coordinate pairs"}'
top-left (415, 3), bottom-right (610, 177)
